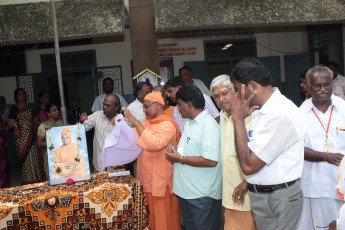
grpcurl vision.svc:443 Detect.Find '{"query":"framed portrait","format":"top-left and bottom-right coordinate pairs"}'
top-left (46, 123), bottom-right (91, 185)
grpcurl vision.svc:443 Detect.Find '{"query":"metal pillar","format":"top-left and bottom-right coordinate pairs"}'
top-left (50, 0), bottom-right (67, 125)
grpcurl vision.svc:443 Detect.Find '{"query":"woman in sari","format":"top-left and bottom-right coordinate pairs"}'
top-left (0, 110), bottom-right (10, 188)
top-left (36, 103), bottom-right (63, 180)
top-left (8, 88), bottom-right (44, 185)
top-left (36, 90), bottom-right (51, 123)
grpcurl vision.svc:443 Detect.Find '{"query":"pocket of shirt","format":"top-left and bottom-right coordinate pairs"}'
top-left (184, 136), bottom-right (201, 156)
top-left (336, 127), bottom-right (345, 149)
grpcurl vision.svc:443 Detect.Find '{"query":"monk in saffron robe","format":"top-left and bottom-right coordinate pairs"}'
top-left (54, 127), bottom-right (87, 176)
top-left (123, 91), bottom-right (181, 230)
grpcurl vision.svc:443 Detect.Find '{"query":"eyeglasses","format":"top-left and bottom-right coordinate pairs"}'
top-left (143, 102), bottom-right (156, 109)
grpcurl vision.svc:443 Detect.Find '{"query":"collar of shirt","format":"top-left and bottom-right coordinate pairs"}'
top-left (101, 112), bottom-right (113, 123)
top-left (188, 109), bottom-right (207, 124)
top-left (221, 111), bottom-right (231, 121)
top-left (258, 87), bottom-right (282, 115)
top-left (302, 94), bottom-right (341, 113)
top-left (135, 99), bottom-right (143, 108)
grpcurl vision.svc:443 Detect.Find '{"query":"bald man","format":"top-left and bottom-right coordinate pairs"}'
top-left (83, 94), bottom-right (121, 172)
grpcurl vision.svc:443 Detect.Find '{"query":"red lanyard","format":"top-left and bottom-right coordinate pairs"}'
top-left (312, 105), bottom-right (334, 140)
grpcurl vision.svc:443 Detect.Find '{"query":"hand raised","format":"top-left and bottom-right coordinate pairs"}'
top-left (230, 84), bottom-right (259, 120)
top-left (122, 107), bottom-right (137, 124)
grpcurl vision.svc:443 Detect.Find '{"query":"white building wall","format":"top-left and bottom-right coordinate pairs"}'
top-left (26, 29), bottom-right (133, 95)
top-left (0, 29), bottom-right (309, 105)
top-left (254, 30), bottom-right (308, 81)
top-left (158, 38), bottom-right (205, 75)
top-left (157, 30), bottom-right (308, 82)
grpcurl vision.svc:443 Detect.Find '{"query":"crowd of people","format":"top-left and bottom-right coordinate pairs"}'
top-left (1, 59), bottom-right (345, 230)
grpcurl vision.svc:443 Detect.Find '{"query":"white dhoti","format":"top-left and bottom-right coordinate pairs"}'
top-left (296, 197), bottom-right (344, 230)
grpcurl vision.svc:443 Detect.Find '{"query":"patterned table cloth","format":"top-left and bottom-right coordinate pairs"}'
top-left (0, 170), bottom-right (150, 230)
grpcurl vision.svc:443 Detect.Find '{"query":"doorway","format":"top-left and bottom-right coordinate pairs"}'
top-left (49, 71), bottom-right (95, 123)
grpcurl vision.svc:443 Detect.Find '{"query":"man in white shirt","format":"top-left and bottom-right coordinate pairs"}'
top-left (165, 77), bottom-right (220, 133)
top-left (229, 58), bottom-right (305, 230)
top-left (179, 66), bottom-right (213, 97)
top-left (91, 77), bottom-right (128, 112)
top-left (83, 94), bottom-right (121, 172)
top-left (327, 61), bottom-right (345, 100)
top-left (297, 66), bottom-right (345, 230)
top-left (127, 82), bottom-right (151, 126)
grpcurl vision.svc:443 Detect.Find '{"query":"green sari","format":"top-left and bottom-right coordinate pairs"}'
top-left (37, 120), bottom-right (63, 180)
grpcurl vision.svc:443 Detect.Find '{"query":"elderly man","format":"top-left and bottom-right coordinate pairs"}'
top-left (165, 77), bottom-right (219, 133)
top-left (83, 94), bottom-right (121, 172)
top-left (326, 61), bottom-right (345, 100)
top-left (127, 81), bottom-right (151, 126)
top-left (229, 58), bottom-right (305, 230)
top-left (296, 66), bottom-right (345, 230)
top-left (166, 85), bottom-right (222, 230)
top-left (210, 75), bottom-right (256, 230)
top-left (91, 77), bottom-right (128, 112)
top-left (123, 91), bottom-right (181, 230)
top-left (179, 66), bottom-right (212, 97)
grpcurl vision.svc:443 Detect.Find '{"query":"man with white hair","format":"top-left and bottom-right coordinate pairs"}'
top-left (297, 66), bottom-right (345, 229)
top-left (210, 75), bottom-right (256, 230)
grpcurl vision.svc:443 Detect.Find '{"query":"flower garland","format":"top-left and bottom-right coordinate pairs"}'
top-left (47, 123), bottom-right (82, 177)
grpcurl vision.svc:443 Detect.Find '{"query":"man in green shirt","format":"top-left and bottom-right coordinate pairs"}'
top-left (166, 85), bottom-right (222, 230)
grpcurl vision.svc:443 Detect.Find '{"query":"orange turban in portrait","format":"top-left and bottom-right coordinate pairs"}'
top-left (144, 91), bottom-right (165, 105)
top-left (61, 127), bottom-right (72, 138)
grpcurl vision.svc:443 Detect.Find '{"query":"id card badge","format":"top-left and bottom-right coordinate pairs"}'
top-left (324, 141), bottom-right (334, 153)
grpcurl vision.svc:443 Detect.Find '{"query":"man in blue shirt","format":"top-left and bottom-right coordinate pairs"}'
top-left (166, 85), bottom-right (222, 230)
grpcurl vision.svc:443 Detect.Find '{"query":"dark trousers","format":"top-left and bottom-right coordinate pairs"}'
top-left (179, 196), bottom-right (222, 230)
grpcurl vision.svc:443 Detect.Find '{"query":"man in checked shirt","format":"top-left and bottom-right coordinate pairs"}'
top-left (164, 76), bottom-right (220, 134)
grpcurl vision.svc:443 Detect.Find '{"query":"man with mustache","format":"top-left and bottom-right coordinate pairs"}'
top-left (165, 77), bottom-right (219, 134)
top-left (210, 75), bottom-right (256, 230)
top-left (165, 85), bottom-right (222, 230)
top-left (297, 66), bottom-right (345, 229)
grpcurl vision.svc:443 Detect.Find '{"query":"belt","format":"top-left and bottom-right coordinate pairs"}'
top-left (247, 179), bottom-right (299, 193)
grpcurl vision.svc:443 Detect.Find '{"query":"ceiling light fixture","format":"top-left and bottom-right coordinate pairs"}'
top-left (221, 43), bottom-right (233, 50)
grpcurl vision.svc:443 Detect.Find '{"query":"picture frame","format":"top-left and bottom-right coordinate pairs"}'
top-left (46, 123), bottom-right (91, 185)
top-left (159, 57), bottom-right (174, 83)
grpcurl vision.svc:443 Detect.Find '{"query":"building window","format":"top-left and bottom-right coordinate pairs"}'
top-left (307, 24), bottom-right (343, 71)
top-left (0, 51), bottom-right (26, 77)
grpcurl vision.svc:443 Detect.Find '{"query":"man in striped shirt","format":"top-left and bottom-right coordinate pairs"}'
top-left (82, 94), bottom-right (121, 172)
top-left (165, 77), bottom-right (220, 134)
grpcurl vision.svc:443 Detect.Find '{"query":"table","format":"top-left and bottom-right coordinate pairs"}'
top-left (0, 170), bottom-right (150, 229)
